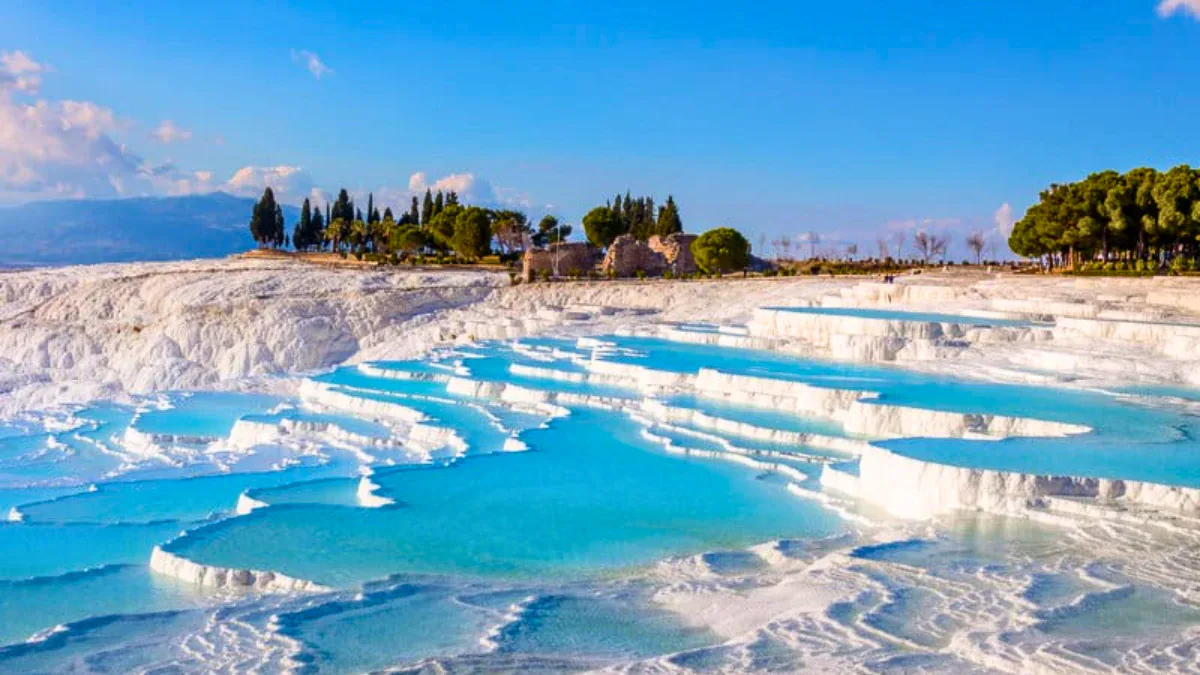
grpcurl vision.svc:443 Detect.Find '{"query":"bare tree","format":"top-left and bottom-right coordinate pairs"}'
top-left (890, 231), bottom-right (907, 260)
top-left (806, 232), bottom-right (821, 259)
top-left (845, 243), bottom-right (858, 261)
top-left (931, 233), bottom-right (951, 262)
top-left (913, 230), bottom-right (932, 263)
top-left (965, 230), bottom-right (986, 265)
top-left (780, 236), bottom-right (793, 261)
top-left (876, 237), bottom-right (890, 260)
top-left (770, 238), bottom-right (783, 261)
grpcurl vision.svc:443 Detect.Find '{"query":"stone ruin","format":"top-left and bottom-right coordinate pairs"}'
top-left (522, 233), bottom-right (700, 280)
top-left (522, 242), bottom-right (599, 280)
top-left (600, 233), bottom-right (700, 277)
top-left (601, 235), bottom-right (667, 277)
top-left (648, 233), bottom-right (699, 275)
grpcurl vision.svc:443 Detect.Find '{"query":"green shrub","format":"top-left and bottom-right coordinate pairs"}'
top-left (539, 268), bottom-right (552, 281)
top-left (635, 269), bottom-right (647, 279)
top-left (691, 227), bottom-right (750, 274)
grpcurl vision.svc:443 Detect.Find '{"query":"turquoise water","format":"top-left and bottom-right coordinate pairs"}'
top-left (165, 407), bottom-right (842, 587)
top-left (134, 392), bottom-right (282, 438)
top-left (765, 305), bottom-right (1036, 327)
top-left (587, 336), bottom-right (1200, 486)
top-left (0, 332), bottom-right (1198, 670)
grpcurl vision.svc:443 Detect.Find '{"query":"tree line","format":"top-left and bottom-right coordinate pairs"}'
top-left (249, 187), bottom-right (690, 260)
top-left (1009, 165), bottom-right (1200, 270)
top-left (251, 186), bottom-right (578, 261)
top-left (243, 185), bottom-right (772, 276)
top-left (581, 193), bottom-right (683, 247)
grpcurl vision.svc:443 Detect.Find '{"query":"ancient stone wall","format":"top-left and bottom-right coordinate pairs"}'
top-left (522, 243), bottom-right (598, 280)
top-left (648, 233), bottom-right (699, 275)
top-left (601, 235), bottom-right (668, 277)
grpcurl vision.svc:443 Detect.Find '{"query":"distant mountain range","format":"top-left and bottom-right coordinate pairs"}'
top-left (0, 192), bottom-right (298, 266)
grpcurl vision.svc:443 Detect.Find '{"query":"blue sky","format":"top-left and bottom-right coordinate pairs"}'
top-left (1, 0), bottom-right (1198, 255)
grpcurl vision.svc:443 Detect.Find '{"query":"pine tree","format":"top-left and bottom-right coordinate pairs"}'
top-left (410, 196), bottom-right (420, 224)
top-left (312, 206), bottom-right (325, 250)
top-left (356, 207), bottom-right (363, 222)
top-left (333, 189), bottom-right (352, 225)
top-left (274, 204), bottom-right (285, 247)
top-left (421, 189), bottom-right (434, 225)
top-left (446, 191), bottom-right (459, 206)
top-left (434, 191), bottom-right (444, 216)
top-left (656, 195), bottom-right (683, 236)
top-left (300, 198), bottom-right (313, 249)
top-left (383, 207), bottom-right (394, 222)
top-left (248, 187), bottom-right (280, 248)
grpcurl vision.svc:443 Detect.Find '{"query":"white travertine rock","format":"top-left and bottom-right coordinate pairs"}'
top-left (149, 546), bottom-right (328, 593)
top-left (833, 444), bottom-right (1200, 520)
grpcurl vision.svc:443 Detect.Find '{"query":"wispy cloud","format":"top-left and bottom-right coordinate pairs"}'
top-left (290, 49), bottom-right (333, 79)
top-left (1158, 0), bottom-right (1200, 18)
top-left (152, 120), bottom-right (192, 144)
top-left (0, 50), bottom-right (49, 94)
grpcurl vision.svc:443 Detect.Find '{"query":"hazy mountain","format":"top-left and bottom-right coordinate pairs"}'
top-left (0, 192), bottom-right (299, 266)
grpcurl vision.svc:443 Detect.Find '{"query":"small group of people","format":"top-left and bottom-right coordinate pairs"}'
top-left (882, 274), bottom-right (897, 284)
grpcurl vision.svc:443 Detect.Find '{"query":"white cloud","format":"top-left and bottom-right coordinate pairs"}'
top-left (993, 203), bottom-right (1015, 237)
top-left (224, 165), bottom-right (317, 203)
top-left (0, 52), bottom-right (536, 211)
top-left (0, 50), bottom-right (49, 94)
top-left (152, 120), bottom-right (192, 144)
top-left (0, 89), bottom-right (150, 201)
top-left (406, 171), bottom-right (532, 209)
top-left (1158, 0), bottom-right (1200, 19)
top-left (290, 49), bottom-right (333, 79)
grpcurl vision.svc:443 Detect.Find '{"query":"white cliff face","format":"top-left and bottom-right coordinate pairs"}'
top-left (0, 258), bottom-right (504, 415)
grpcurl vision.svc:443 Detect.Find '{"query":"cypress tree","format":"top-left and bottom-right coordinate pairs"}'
top-left (298, 198), bottom-right (312, 250)
top-left (274, 203), bottom-right (285, 247)
top-left (421, 189), bottom-right (434, 225)
top-left (434, 191), bottom-right (444, 216)
top-left (656, 195), bottom-right (683, 236)
top-left (367, 194), bottom-right (375, 224)
top-left (356, 207), bottom-right (363, 222)
top-left (410, 196), bottom-right (420, 224)
top-left (249, 187), bottom-right (280, 248)
top-left (447, 191), bottom-right (459, 206)
top-left (312, 206), bottom-right (325, 249)
top-left (333, 189), bottom-right (352, 224)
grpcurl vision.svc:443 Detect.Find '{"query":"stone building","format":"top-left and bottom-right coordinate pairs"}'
top-left (601, 235), bottom-right (668, 277)
top-left (522, 243), bottom-right (598, 280)
top-left (648, 233), bottom-right (699, 275)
